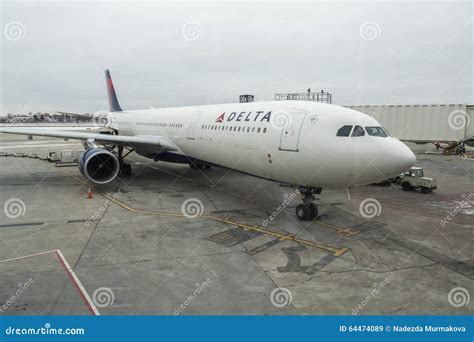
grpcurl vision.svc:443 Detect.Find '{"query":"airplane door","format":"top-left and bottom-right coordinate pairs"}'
top-left (279, 113), bottom-right (306, 151)
top-left (187, 112), bottom-right (202, 140)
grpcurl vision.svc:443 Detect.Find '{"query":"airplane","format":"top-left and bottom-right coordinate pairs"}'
top-left (0, 70), bottom-right (416, 220)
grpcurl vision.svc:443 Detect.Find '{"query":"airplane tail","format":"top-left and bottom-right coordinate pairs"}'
top-left (105, 69), bottom-right (123, 112)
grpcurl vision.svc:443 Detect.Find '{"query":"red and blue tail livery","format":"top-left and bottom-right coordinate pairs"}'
top-left (105, 69), bottom-right (123, 112)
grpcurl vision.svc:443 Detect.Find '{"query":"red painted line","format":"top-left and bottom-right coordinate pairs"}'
top-left (54, 250), bottom-right (99, 316)
top-left (0, 249), bottom-right (99, 315)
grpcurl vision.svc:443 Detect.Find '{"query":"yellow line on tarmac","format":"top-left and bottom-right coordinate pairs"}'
top-left (129, 159), bottom-right (360, 238)
top-left (56, 166), bottom-right (349, 257)
top-left (316, 221), bottom-right (360, 237)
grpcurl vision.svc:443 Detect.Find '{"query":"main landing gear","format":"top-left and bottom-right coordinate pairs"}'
top-left (295, 186), bottom-right (321, 221)
top-left (118, 145), bottom-right (134, 176)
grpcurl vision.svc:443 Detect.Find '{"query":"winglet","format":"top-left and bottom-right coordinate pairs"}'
top-left (105, 69), bottom-right (123, 112)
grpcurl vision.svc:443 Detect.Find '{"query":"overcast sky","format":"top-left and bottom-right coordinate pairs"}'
top-left (0, 1), bottom-right (472, 114)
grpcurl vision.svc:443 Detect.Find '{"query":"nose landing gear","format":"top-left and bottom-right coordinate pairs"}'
top-left (295, 186), bottom-right (321, 220)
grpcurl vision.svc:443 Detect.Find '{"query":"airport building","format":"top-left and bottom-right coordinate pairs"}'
top-left (274, 90), bottom-right (473, 146)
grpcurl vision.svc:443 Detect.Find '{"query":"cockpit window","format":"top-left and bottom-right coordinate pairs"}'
top-left (351, 125), bottom-right (365, 137)
top-left (365, 126), bottom-right (388, 137)
top-left (336, 125), bottom-right (353, 137)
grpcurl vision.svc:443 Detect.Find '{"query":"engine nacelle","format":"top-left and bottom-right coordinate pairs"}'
top-left (79, 148), bottom-right (120, 184)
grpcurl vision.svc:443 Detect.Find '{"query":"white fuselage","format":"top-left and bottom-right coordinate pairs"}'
top-left (110, 100), bottom-right (415, 189)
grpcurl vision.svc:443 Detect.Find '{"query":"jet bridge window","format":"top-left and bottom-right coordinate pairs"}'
top-left (351, 125), bottom-right (365, 137)
top-left (336, 125), bottom-right (353, 137)
top-left (365, 126), bottom-right (388, 137)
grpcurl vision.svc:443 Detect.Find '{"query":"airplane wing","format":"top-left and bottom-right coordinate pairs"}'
top-left (0, 127), bottom-right (178, 152)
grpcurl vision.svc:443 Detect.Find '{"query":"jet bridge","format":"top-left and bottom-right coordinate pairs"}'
top-left (344, 103), bottom-right (474, 146)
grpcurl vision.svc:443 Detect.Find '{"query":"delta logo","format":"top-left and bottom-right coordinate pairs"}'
top-left (215, 111), bottom-right (272, 123)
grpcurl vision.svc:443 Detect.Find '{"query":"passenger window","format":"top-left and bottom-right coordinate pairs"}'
top-left (257, 128), bottom-right (261, 133)
top-left (351, 126), bottom-right (365, 137)
top-left (336, 125), bottom-right (353, 137)
top-left (263, 127), bottom-right (267, 133)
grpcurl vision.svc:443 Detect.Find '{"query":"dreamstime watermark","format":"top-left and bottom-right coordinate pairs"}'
top-left (359, 198), bottom-right (382, 219)
top-left (92, 287), bottom-right (115, 308)
top-left (85, 190), bottom-right (122, 227)
top-left (9, 92), bottom-right (40, 126)
top-left (270, 110), bottom-right (292, 130)
top-left (352, 277), bottom-right (391, 315)
top-left (172, 121), bottom-right (191, 139)
top-left (0, 278), bottom-right (34, 313)
top-left (440, 15), bottom-right (473, 53)
top-left (440, 192), bottom-right (473, 227)
top-left (3, 198), bottom-right (26, 219)
top-left (448, 287), bottom-right (470, 308)
top-left (262, 189), bottom-right (300, 227)
top-left (86, 17), bottom-right (111, 49)
top-left (359, 21), bottom-right (381, 41)
top-left (4, 323), bottom-right (85, 336)
top-left (181, 198), bottom-right (204, 218)
top-left (182, 21), bottom-right (203, 41)
top-left (4, 21), bottom-right (26, 41)
top-left (92, 109), bottom-right (114, 128)
top-left (270, 287), bottom-right (292, 308)
top-left (371, 96), bottom-right (395, 118)
top-left (448, 110), bottom-right (470, 131)
top-left (174, 278), bottom-right (212, 315)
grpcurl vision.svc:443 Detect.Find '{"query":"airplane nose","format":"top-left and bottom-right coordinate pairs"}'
top-left (402, 145), bottom-right (416, 169)
top-left (382, 140), bottom-right (416, 177)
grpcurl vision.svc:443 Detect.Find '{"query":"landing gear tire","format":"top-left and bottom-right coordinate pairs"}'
top-left (402, 182), bottom-right (412, 191)
top-left (296, 204), bottom-right (310, 221)
top-left (121, 163), bottom-right (132, 176)
top-left (308, 203), bottom-right (318, 219)
top-left (420, 187), bottom-right (430, 194)
top-left (296, 186), bottom-right (322, 220)
top-left (295, 203), bottom-right (318, 221)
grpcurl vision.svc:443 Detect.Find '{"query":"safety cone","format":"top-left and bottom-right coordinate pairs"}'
top-left (87, 188), bottom-right (93, 199)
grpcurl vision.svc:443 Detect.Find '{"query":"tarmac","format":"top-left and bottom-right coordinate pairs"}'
top-left (0, 133), bottom-right (472, 315)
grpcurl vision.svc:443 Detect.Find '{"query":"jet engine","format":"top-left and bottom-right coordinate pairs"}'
top-left (79, 148), bottom-right (120, 184)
